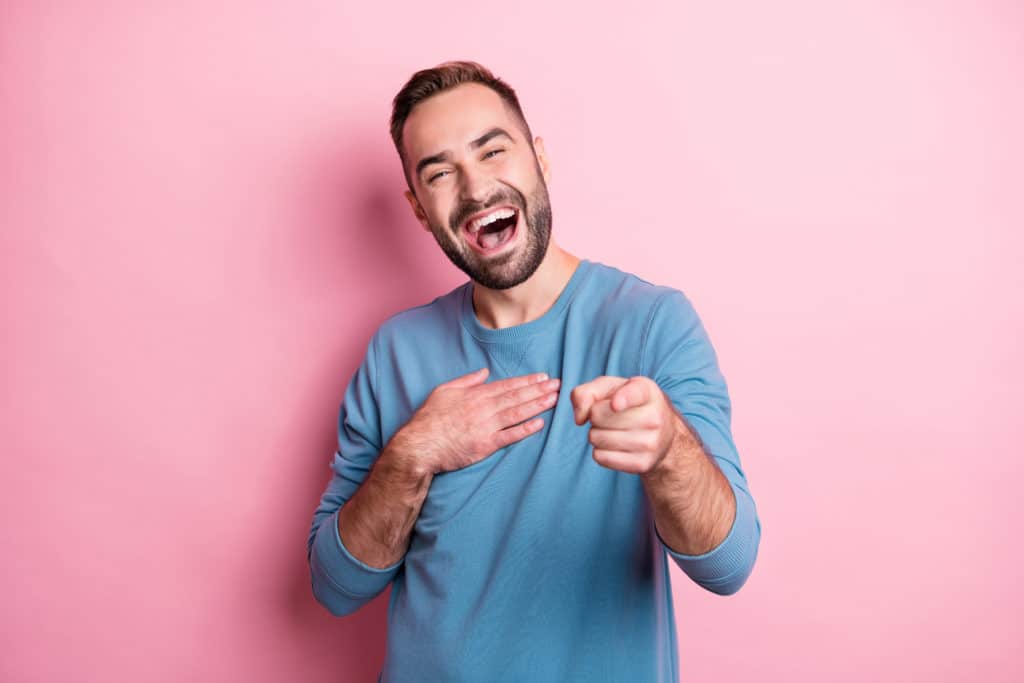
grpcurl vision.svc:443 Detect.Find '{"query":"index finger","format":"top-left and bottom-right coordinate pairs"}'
top-left (476, 371), bottom-right (551, 398)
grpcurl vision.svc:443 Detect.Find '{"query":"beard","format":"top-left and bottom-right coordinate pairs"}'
top-left (427, 171), bottom-right (552, 290)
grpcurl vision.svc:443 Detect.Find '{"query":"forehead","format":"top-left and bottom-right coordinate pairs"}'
top-left (402, 83), bottom-right (521, 160)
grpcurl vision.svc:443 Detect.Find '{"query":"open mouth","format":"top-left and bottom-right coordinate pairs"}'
top-left (462, 206), bottom-right (520, 255)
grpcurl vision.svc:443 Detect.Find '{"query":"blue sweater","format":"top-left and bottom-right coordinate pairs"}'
top-left (308, 259), bottom-right (761, 682)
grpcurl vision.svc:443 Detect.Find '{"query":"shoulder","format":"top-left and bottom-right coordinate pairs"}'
top-left (583, 259), bottom-right (694, 329)
top-left (582, 261), bottom-right (706, 377)
top-left (369, 280), bottom-right (468, 354)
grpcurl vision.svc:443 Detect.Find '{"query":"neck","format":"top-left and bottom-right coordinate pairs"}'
top-left (471, 241), bottom-right (581, 330)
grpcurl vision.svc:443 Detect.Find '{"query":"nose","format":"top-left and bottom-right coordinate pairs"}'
top-left (458, 166), bottom-right (490, 205)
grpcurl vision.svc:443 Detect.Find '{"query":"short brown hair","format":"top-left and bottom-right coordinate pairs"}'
top-left (390, 60), bottom-right (534, 190)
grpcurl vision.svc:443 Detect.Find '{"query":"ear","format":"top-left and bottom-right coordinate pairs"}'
top-left (404, 189), bottom-right (430, 231)
top-left (533, 136), bottom-right (552, 185)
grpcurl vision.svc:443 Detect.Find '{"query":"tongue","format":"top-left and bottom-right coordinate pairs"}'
top-left (479, 224), bottom-right (512, 250)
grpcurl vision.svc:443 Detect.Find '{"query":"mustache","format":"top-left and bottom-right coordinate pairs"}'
top-left (450, 186), bottom-right (526, 231)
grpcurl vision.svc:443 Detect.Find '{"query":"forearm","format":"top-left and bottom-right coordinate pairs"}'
top-left (641, 413), bottom-right (736, 556)
top-left (337, 435), bottom-right (434, 569)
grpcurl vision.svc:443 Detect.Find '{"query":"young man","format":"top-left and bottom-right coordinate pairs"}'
top-left (308, 61), bottom-right (761, 682)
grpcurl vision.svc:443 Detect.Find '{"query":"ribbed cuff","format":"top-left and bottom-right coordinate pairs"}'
top-left (658, 482), bottom-right (759, 586)
top-left (311, 509), bottom-right (403, 598)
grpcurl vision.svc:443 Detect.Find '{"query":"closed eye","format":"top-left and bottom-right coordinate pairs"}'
top-left (427, 149), bottom-right (504, 184)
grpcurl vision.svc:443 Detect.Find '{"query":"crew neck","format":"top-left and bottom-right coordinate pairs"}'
top-left (460, 259), bottom-right (593, 343)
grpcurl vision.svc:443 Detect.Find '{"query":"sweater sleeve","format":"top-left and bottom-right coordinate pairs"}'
top-left (307, 332), bottom-right (403, 616)
top-left (641, 289), bottom-right (762, 596)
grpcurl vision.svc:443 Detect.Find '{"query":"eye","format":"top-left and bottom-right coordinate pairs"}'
top-left (483, 148), bottom-right (505, 159)
top-left (428, 170), bottom-right (451, 184)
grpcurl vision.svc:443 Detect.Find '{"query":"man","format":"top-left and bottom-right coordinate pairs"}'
top-left (308, 61), bottom-right (761, 682)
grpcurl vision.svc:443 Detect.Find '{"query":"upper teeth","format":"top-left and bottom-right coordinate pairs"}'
top-left (467, 208), bottom-right (515, 234)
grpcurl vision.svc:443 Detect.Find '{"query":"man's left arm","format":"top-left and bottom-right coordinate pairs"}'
top-left (571, 290), bottom-right (761, 596)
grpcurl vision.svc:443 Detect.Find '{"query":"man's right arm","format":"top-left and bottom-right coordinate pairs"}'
top-left (308, 351), bottom-right (560, 617)
top-left (307, 332), bottom-right (402, 617)
top-left (335, 439), bottom-right (434, 571)
top-left (309, 439), bottom-right (439, 617)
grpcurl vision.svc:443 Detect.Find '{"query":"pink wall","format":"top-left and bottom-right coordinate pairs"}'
top-left (3, 1), bottom-right (1021, 681)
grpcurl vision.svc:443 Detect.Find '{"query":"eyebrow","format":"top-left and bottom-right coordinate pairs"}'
top-left (414, 127), bottom-right (515, 180)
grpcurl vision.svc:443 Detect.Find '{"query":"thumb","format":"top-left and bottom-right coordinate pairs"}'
top-left (571, 375), bottom-right (629, 425)
top-left (445, 366), bottom-right (489, 388)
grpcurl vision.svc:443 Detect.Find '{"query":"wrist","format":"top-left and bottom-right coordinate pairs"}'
top-left (381, 429), bottom-right (438, 481)
top-left (645, 414), bottom-right (702, 482)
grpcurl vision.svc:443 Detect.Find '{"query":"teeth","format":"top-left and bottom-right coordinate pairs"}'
top-left (467, 207), bottom-right (515, 234)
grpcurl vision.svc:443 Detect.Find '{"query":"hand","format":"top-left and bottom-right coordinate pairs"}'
top-left (394, 367), bottom-right (560, 475)
top-left (570, 375), bottom-right (682, 475)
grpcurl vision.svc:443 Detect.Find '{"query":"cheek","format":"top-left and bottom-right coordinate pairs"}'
top-left (508, 168), bottom-right (542, 200)
top-left (436, 193), bottom-right (459, 222)
top-left (418, 198), bottom-right (451, 229)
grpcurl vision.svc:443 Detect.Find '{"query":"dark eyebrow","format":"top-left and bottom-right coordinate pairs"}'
top-left (415, 151), bottom-right (451, 179)
top-left (469, 127), bottom-right (514, 150)
top-left (414, 127), bottom-right (515, 179)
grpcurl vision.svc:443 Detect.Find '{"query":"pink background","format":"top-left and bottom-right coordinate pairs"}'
top-left (3, 1), bottom-right (1021, 681)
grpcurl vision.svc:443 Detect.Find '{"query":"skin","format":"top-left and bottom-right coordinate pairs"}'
top-left (569, 376), bottom-right (736, 556)
top-left (401, 82), bottom-right (580, 329)
top-left (337, 82), bottom-right (735, 570)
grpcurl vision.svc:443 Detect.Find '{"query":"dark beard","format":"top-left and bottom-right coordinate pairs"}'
top-left (429, 175), bottom-right (552, 290)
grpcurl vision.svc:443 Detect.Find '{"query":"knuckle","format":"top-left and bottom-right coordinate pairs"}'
top-left (508, 404), bottom-right (524, 422)
top-left (484, 394), bottom-right (505, 414)
top-left (521, 385), bottom-right (539, 400)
